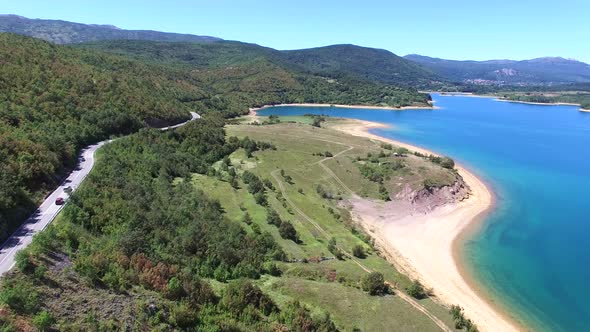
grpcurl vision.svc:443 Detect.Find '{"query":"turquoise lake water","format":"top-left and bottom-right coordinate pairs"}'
top-left (257, 94), bottom-right (590, 331)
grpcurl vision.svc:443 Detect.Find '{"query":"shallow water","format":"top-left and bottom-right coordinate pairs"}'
top-left (257, 94), bottom-right (590, 331)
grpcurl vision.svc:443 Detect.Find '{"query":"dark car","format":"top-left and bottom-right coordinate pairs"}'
top-left (55, 197), bottom-right (65, 205)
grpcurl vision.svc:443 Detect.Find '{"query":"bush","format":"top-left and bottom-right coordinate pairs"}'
top-left (223, 280), bottom-right (277, 316)
top-left (280, 300), bottom-right (337, 332)
top-left (450, 305), bottom-right (479, 331)
top-left (361, 272), bottom-right (388, 296)
top-left (406, 280), bottom-right (427, 299)
top-left (263, 178), bottom-right (274, 190)
top-left (165, 277), bottom-right (185, 300)
top-left (423, 178), bottom-right (446, 191)
top-left (254, 192), bottom-right (267, 206)
top-left (32, 311), bottom-right (54, 331)
top-left (379, 185), bottom-right (390, 201)
top-left (0, 279), bottom-right (39, 314)
top-left (352, 245), bottom-right (366, 259)
top-left (14, 250), bottom-right (35, 274)
top-left (242, 212), bottom-right (253, 225)
top-left (440, 157), bottom-right (455, 169)
top-left (327, 238), bottom-right (343, 260)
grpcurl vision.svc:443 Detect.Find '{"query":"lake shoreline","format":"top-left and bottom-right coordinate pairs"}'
top-left (430, 91), bottom-right (589, 111)
top-left (249, 102), bottom-right (437, 112)
top-left (326, 118), bottom-right (523, 332)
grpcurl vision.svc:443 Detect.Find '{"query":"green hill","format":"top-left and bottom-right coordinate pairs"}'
top-left (283, 44), bottom-right (441, 86)
top-left (0, 33), bottom-right (430, 242)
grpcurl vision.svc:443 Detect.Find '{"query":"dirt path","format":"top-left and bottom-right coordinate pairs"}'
top-left (270, 137), bottom-right (453, 332)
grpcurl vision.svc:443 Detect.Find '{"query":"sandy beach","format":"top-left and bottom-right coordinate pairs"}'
top-left (329, 119), bottom-right (523, 332)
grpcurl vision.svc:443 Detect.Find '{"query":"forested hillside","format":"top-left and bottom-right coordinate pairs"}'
top-left (282, 44), bottom-right (441, 86)
top-left (0, 33), bottom-right (204, 238)
top-left (82, 40), bottom-right (442, 88)
top-left (0, 33), bottom-right (430, 243)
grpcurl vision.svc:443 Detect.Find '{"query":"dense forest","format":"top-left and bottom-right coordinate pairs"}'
top-left (0, 33), bottom-right (431, 242)
top-left (78, 40), bottom-right (438, 93)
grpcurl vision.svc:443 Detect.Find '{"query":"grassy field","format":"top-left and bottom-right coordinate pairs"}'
top-left (186, 117), bottom-right (463, 331)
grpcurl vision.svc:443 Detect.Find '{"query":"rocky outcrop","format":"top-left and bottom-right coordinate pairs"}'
top-left (395, 177), bottom-right (470, 212)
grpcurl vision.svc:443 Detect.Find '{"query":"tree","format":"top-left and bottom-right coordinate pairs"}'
top-left (352, 244), bottom-right (366, 259)
top-left (279, 221), bottom-right (299, 243)
top-left (361, 272), bottom-right (388, 296)
top-left (254, 192), bottom-right (267, 206)
top-left (266, 209), bottom-right (282, 226)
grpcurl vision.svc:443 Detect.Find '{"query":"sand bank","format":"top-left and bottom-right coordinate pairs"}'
top-left (329, 119), bottom-right (522, 332)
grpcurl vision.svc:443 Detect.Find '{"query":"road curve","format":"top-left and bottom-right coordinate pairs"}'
top-left (0, 112), bottom-right (200, 275)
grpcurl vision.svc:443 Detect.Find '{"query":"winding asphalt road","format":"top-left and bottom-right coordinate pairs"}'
top-left (0, 112), bottom-right (200, 275)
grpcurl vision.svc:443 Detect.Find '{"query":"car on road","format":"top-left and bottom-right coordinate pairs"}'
top-left (55, 197), bottom-right (65, 205)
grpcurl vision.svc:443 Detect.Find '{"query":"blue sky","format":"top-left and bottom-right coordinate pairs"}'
top-left (3, 0), bottom-right (590, 62)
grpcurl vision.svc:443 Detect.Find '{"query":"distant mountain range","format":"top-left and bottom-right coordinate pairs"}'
top-left (0, 14), bottom-right (221, 44)
top-left (2, 14), bottom-right (588, 87)
top-left (404, 54), bottom-right (590, 85)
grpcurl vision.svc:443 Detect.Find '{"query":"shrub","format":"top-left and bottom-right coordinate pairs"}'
top-left (32, 311), bottom-right (54, 331)
top-left (327, 238), bottom-right (343, 260)
top-left (263, 178), bottom-right (275, 190)
top-left (379, 185), bottom-right (390, 201)
top-left (254, 192), bottom-right (267, 206)
top-left (396, 147), bottom-right (410, 156)
top-left (406, 280), bottom-right (427, 299)
top-left (242, 212), bottom-right (253, 225)
top-left (352, 244), bottom-right (366, 259)
top-left (361, 272), bottom-right (388, 296)
top-left (165, 277), bottom-right (185, 300)
top-left (15, 250), bottom-right (34, 274)
top-left (0, 279), bottom-right (39, 314)
top-left (223, 280), bottom-right (277, 316)
top-left (440, 157), bottom-right (455, 169)
top-left (423, 178), bottom-right (445, 191)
